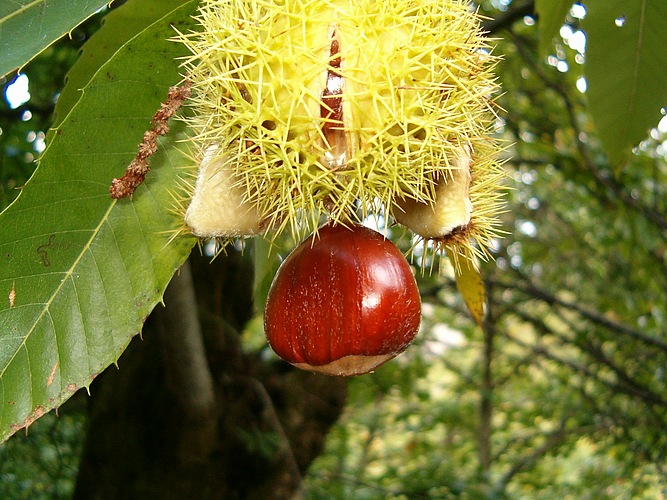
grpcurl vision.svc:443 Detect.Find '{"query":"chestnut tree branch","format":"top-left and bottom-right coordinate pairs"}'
top-left (495, 271), bottom-right (667, 353)
top-left (502, 317), bottom-right (667, 418)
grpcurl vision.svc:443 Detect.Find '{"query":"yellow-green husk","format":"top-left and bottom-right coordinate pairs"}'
top-left (178, 0), bottom-right (505, 264)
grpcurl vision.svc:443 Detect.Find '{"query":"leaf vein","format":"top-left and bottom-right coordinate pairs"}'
top-left (69, 272), bottom-right (93, 376)
top-left (0, 201), bottom-right (117, 379)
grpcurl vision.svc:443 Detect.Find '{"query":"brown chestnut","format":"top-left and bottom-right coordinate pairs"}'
top-left (264, 222), bottom-right (421, 376)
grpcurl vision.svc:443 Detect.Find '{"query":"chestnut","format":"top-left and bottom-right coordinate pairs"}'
top-left (264, 222), bottom-right (421, 376)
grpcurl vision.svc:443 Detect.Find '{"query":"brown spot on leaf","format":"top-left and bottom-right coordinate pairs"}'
top-left (10, 405), bottom-right (48, 433)
top-left (47, 362), bottom-right (58, 387)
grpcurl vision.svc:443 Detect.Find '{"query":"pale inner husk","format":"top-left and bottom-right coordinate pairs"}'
top-left (393, 146), bottom-right (473, 238)
top-left (184, 144), bottom-right (263, 237)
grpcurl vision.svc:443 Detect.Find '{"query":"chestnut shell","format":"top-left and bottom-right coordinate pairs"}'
top-left (264, 222), bottom-right (421, 376)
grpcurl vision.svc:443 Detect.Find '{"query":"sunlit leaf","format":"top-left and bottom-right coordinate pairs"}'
top-left (584, 0), bottom-right (667, 166)
top-left (0, 0), bottom-right (109, 78)
top-left (447, 250), bottom-right (486, 326)
top-left (52, 0), bottom-right (188, 129)
top-left (0, 1), bottom-right (198, 443)
top-left (535, 0), bottom-right (573, 58)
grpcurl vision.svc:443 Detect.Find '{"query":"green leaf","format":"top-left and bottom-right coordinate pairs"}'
top-left (535, 0), bottom-right (574, 58)
top-left (446, 250), bottom-right (486, 326)
top-left (0, 0), bottom-right (109, 79)
top-left (52, 0), bottom-right (190, 129)
top-left (584, 0), bottom-right (667, 166)
top-left (0, 1), bottom-right (198, 443)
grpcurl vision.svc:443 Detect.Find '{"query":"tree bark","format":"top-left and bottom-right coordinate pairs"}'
top-left (74, 249), bottom-right (347, 499)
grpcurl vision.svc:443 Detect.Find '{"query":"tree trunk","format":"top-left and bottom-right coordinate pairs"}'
top-left (74, 249), bottom-right (347, 499)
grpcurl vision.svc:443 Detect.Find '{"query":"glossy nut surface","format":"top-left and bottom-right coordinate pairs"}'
top-left (264, 222), bottom-right (421, 376)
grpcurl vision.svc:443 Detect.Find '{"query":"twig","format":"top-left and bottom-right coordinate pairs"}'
top-left (498, 272), bottom-right (667, 353)
top-left (109, 81), bottom-right (191, 199)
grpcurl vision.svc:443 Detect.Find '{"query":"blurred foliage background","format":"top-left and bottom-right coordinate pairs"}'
top-left (1, 0), bottom-right (666, 498)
